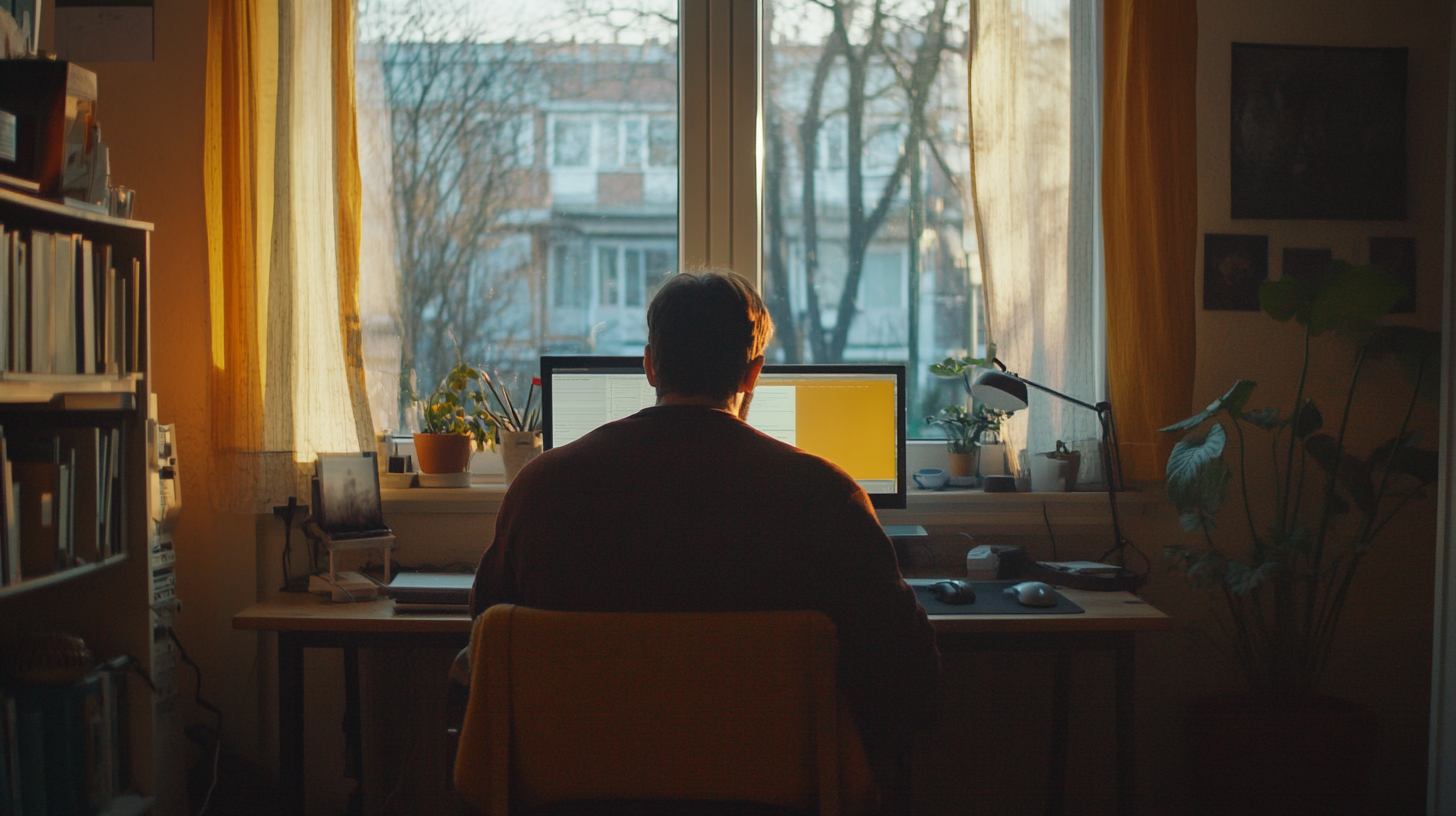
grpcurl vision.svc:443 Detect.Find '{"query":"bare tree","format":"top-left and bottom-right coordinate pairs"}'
top-left (362, 0), bottom-right (543, 413)
top-left (764, 0), bottom-right (958, 364)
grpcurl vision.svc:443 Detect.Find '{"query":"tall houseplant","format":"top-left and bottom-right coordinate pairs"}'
top-left (1159, 262), bottom-right (1438, 813)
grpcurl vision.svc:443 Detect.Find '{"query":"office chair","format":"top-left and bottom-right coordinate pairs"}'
top-left (454, 604), bottom-right (880, 816)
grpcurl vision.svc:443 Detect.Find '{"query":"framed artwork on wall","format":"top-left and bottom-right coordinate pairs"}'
top-left (1204, 233), bottom-right (1269, 311)
top-left (1231, 43), bottom-right (1407, 221)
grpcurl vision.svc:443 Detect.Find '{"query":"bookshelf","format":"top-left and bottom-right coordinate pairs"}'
top-left (0, 190), bottom-right (179, 815)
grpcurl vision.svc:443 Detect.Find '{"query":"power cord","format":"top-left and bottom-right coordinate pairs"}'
top-left (165, 627), bottom-right (223, 816)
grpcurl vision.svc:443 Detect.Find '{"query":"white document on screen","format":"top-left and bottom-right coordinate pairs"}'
top-left (551, 373), bottom-right (657, 447)
top-left (746, 385), bottom-right (795, 446)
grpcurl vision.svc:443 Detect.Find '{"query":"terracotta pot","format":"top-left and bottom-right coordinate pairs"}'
top-left (1185, 692), bottom-right (1377, 816)
top-left (946, 451), bottom-right (976, 477)
top-left (412, 432), bottom-right (473, 474)
top-left (500, 430), bottom-right (543, 486)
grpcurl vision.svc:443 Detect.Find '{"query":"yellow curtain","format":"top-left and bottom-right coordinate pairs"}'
top-left (1101, 0), bottom-right (1198, 482)
top-left (206, 0), bottom-right (374, 511)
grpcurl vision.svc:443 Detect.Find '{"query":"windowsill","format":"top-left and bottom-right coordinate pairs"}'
top-left (382, 482), bottom-right (1154, 531)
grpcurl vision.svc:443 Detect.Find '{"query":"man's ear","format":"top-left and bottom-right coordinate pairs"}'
top-left (643, 344), bottom-right (658, 387)
top-left (740, 355), bottom-right (765, 394)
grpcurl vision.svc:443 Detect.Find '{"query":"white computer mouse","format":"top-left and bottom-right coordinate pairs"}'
top-left (1005, 581), bottom-right (1058, 607)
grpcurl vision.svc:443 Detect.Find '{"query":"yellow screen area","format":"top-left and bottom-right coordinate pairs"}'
top-left (769, 378), bottom-right (897, 482)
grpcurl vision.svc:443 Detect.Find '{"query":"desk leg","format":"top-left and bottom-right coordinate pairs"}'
top-left (1049, 649), bottom-right (1070, 816)
top-left (279, 633), bottom-right (305, 816)
top-left (344, 647), bottom-right (364, 816)
top-left (1115, 634), bottom-right (1135, 816)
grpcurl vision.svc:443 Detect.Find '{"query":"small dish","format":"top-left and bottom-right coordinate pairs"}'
top-left (947, 475), bottom-right (978, 487)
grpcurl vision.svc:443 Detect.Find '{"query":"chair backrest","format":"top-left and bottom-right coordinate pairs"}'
top-left (455, 605), bottom-right (879, 816)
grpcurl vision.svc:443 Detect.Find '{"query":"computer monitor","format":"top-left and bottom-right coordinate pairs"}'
top-left (540, 356), bottom-right (907, 509)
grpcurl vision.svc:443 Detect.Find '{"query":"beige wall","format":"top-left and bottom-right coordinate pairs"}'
top-left (56, 0), bottom-right (1451, 813)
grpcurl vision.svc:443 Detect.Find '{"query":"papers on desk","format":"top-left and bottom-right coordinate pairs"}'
top-left (1038, 561), bottom-right (1123, 575)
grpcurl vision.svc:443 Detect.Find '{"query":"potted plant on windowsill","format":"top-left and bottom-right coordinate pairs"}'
top-left (1157, 262), bottom-right (1438, 815)
top-left (410, 362), bottom-right (497, 476)
top-left (924, 403), bottom-right (1008, 478)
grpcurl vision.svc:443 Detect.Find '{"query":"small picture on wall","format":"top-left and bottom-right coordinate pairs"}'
top-left (1369, 236), bottom-right (1417, 313)
top-left (1204, 233), bottom-right (1269, 311)
top-left (1231, 43), bottom-right (1407, 220)
top-left (1282, 247), bottom-right (1334, 285)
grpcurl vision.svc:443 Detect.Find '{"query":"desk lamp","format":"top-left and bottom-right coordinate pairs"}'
top-left (968, 360), bottom-right (1141, 572)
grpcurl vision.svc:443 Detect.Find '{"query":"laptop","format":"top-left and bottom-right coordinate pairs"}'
top-left (314, 453), bottom-right (393, 541)
top-left (389, 573), bottom-right (474, 607)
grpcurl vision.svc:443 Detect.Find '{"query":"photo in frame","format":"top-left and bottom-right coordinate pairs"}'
top-left (1204, 233), bottom-right (1269, 311)
top-left (1231, 43), bottom-right (1407, 220)
top-left (1369, 236), bottom-right (1416, 313)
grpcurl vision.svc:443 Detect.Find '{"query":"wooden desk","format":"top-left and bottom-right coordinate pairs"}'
top-left (234, 583), bottom-right (1170, 816)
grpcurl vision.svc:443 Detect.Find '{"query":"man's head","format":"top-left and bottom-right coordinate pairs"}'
top-left (645, 269), bottom-right (774, 404)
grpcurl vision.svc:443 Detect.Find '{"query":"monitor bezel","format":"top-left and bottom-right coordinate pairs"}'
top-left (540, 356), bottom-right (907, 510)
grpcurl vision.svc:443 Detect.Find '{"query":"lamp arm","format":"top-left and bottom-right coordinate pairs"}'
top-left (1009, 374), bottom-right (1101, 414)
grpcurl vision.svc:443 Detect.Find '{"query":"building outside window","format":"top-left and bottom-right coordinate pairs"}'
top-left (357, 0), bottom-right (990, 437)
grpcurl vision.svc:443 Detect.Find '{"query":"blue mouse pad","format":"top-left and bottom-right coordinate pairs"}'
top-left (914, 582), bottom-right (1085, 615)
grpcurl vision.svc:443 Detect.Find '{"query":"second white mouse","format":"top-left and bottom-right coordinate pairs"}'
top-left (1005, 580), bottom-right (1058, 607)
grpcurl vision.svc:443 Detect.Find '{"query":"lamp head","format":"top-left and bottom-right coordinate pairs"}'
top-left (970, 370), bottom-right (1029, 412)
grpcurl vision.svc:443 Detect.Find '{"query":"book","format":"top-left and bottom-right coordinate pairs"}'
top-left (78, 238), bottom-right (93, 374)
top-left (55, 428), bottom-right (98, 563)
top-left (101, 251), bottom-right (114, 374)
top-left (52, 234), bottom-right (75, 375)
top-left (2, 693), bottom-right (20, 816)
top-left (0, 225), bottom-right (7, 375)
top-left (9, 232), bottom-right (24, 373)
top-left (14, 675), bottom-right (103, 816)
top-left (57, 458), bottom-right (72, 569)
top-left (11, 461), bottom-right (58, 578)
top-left (0, 432), bottom-right (7, 586)
top-left (2, 452), bottom-right (15, 585)
top-left (28, 231), bottom-right (48, 374)
top-left (127, 258), bottom-right (139, 372)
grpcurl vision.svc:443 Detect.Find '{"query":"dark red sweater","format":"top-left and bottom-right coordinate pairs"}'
top-left (471, 404), bottom-right (939, 739)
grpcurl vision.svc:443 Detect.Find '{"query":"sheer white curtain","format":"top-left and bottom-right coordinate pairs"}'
top-left (207, 0), bottom-right (374, 511)
top-left (969, 0), bottom-right (1102, 477)
top-left (356, 42), bottom-right (404, 433)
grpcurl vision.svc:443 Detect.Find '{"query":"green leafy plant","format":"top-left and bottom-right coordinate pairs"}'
top-left (1159, 261), bottom-right (1438, 694)
top-left (928, 342), bottom-right (997, 394)
top-left (409, 361), bottom-right (499, 450)
top-left (925, 404), bottom-right (1008, 455)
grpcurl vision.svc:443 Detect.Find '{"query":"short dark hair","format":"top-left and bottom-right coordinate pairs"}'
top-left (646, 269), bottom-right (774, 400)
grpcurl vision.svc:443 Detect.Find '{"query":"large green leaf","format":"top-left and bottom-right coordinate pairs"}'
top-left (1308, 263), bottom-right (1406, 336)
top-left (1167, 425), bottom-right (1230, 519)
top-left (1262, 262), bottom-right (1407, 336)
top-left (1259, 276), bottom-right (1319, 325)
top-left (1167, 423), bottom-right (1227, 486)
top-left (1160, 381), bottom-right (1257, 432)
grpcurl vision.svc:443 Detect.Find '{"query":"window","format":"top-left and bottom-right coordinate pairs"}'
top-left (762, 0), bottom-right (978, 436)
top-left (357, 0), bottom-right (679, 428)
top-left (552, 118), bottom-right (593, 168)
top-left (358, 0), bottom-right (1031, 442)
